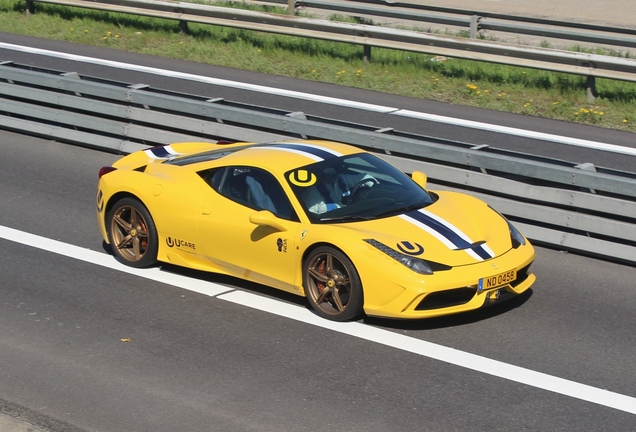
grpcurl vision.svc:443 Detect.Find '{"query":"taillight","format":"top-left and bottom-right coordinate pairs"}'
top-left (99, 166), bottom-right (117, 178)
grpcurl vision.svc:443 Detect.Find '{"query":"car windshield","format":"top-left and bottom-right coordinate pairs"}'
top-left (285, 153), bottom-right (435, 223)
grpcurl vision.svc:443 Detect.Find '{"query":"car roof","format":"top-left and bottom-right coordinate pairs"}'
top-left (166, 140), bottom-right (366, 173)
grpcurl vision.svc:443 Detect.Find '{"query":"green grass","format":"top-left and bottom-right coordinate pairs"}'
top-left (1, 0), bottom-right (635, 132)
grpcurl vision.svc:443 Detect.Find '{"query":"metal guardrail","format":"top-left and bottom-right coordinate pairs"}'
top-left (1, 62), bottom-right (635, 264)
top-left (25, 0), bottom-right (636, 102)
top-left (271, 0), bottom-right (636, 49)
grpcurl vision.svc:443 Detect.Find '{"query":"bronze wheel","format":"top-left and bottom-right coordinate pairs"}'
top-left (107, 197), bottom-right (158, 268)
top-left (303, 246), bottom-right (363, 321)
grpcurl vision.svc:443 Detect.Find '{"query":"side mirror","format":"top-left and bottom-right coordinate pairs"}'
top-left (249, 210), bottom-right (288, 232)
top-left (411, 171), bottom-right (428, 189)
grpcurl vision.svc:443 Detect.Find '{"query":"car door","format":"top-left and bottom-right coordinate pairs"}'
top-left (196, 166), bottom-right (302, 294)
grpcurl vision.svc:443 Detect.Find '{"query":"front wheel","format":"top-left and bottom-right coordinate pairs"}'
top-left (303, 246), bottom-right (364, 321)
top-left (107, 197), bottom-right (158, 268)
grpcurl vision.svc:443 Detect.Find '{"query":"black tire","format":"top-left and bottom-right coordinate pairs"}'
top-left (303, 246), bottom-right (364, 321)
top-left (107, 197), bottom-right (158, 268)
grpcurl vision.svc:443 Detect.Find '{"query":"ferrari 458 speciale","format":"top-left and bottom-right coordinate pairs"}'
top-left (96, 140), bottom-right (535, 321)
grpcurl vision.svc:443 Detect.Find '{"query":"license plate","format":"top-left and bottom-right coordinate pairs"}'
top-left (479, 269), bottom-right (516, 291)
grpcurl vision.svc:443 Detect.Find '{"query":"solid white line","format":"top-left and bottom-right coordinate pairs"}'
top-left (0, 225), bottom-right (232, 297)
top-left (2, 225), bottom-right (636, 415)
top-left (0, 43), bottom-right (395, 113)
top-left (219, 290), bottom-right (636, 415)
top-left (394, 110), bottom-right (636, 157)
top-left (2, 42), bottom-right (635, 156)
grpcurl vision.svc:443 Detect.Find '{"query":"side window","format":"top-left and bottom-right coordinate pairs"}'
top-left (199, 167), bottom-right (226, 191)
top-left (200, 166), bottom-right (298, 221)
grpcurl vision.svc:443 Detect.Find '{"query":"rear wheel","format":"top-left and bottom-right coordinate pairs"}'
top-left (303, 246), bottom-right (363, 321)
top-left (107, 197), bottom-right (158, 268)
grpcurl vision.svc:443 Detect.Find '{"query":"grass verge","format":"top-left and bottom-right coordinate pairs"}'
top-left (0, 0), bottom-right (635, 132)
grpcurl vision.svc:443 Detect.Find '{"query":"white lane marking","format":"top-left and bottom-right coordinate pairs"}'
top-left (0, 225), bottom-right (231, 297)
top-left (0, 43), bottom-right (395, 113)
top-left (1, 224), bottom-right (635, 415)
top-left (394, 110), bottom-right (636, 157)
top-left (1, 42), bottom-right (634, 156)
top-left (221, 290), bottom-right (636, 416)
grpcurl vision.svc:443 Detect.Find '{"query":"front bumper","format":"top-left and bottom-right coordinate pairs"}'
top-left (362, 245), bottom-right (536, 319)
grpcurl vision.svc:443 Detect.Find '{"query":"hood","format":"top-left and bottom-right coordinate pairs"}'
top-left (341, 191), bottom-right (513, 267)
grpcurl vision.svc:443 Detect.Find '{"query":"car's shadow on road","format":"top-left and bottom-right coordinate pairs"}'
top-left (167, 262), bottom-right (534, 331)
top-left (102, 242), bottom-right (533, 331)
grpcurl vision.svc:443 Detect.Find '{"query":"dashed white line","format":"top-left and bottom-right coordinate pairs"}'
top-left (1, 224), bottom-right (635, 415)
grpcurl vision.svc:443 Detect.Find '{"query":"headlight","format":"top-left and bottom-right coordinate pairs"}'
top-left (489, 206), bottom-right (526, 248)
top-left (397, 255), bottom-right (434, 275)
top-left (507, 220), bottom-right (526, 248)
top-left (364, 239), bottom-right (448, 275)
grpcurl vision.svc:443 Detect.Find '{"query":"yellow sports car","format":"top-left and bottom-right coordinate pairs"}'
top-left (96, 140), bottom-right (535, 321)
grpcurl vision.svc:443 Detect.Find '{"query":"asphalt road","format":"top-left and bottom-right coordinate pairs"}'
top-left (0, 103), bottom-right (635, 430)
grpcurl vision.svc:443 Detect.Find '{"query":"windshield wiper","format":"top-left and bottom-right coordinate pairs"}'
top-left (318, 214), bottom-right (374, 222)
top-left (373, 201), bottom-right (429, 218)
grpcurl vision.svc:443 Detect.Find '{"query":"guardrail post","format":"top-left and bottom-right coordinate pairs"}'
top-left (287, 0), bottom-right (295, 15)
top-left (179, 20), bottom-right (189, 34)
top-left (586, 76), bottom-right (597, 103)
top-left (26, 0), bottom-right (34, 14)
top-left (469, 15), bottom-right (481, 39)
top-left (363, 45), bottom-right (371, 64)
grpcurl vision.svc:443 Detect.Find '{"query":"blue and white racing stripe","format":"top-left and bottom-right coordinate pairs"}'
top-left (144, 145), bottom-right (180, 159)
top-left (400, 209), bottom-right (495, 261)
top-left (258, 142), bottom-right (343, 162)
